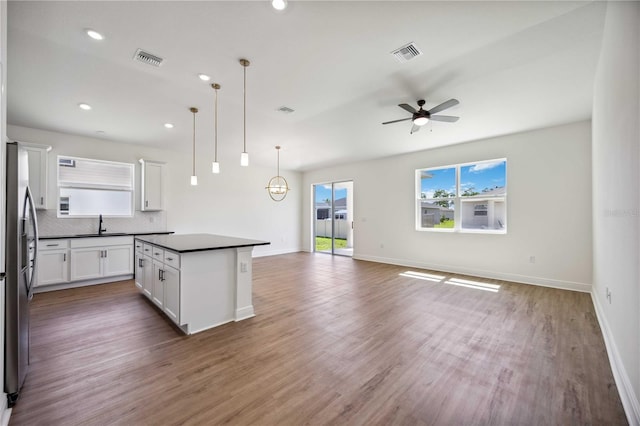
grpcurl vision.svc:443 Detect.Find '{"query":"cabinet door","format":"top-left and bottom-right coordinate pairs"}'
top-left (103, 245), bottom-right (133, 277)
top-left (152, 261), bottom-right (164, 308)
top-left (25, 146), bottom-right (48, 209)
top-left (134, 253), bottom-right (144, 291)
top-left (141, 161), bottom-right (164, 211)
top-left (70, 247), bottom-right (103, 281)
top-left (163, 265), bottom-right (180, 324)
top-left (142, 255), bottom-right (153, 298)
top-left (37, 249), bottom-right (69, 286)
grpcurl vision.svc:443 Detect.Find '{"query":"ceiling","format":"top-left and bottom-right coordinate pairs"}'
top-left (7, 1), bottom-right (606, 172)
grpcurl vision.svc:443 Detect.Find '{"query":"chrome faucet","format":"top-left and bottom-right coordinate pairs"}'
top-left (98, 214), bottom-right (107, 235)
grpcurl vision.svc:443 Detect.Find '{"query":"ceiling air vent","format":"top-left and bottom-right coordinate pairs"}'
top-left (133, 49), bottom-right (164, 67)
top-left (391, 42), bottom-right (422, 63)
top-left (277, 106), bottom-right (295, 114)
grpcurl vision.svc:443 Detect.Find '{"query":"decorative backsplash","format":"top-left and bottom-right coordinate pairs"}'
top-left (36, 209), bottom-right (167, 237)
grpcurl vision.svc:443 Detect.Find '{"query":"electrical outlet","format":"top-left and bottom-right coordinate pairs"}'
top-left (529, 256), bottom-right (536, 264)
top-left (380, 243), bottom-right (384, 249)
top-left (606, 287), bottom-right (612, 304)
top-left (240, 262), bottom-right (248, 273)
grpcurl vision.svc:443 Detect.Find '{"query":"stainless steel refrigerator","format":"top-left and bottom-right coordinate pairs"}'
top-left (4, 142), bottom-right (39, 407)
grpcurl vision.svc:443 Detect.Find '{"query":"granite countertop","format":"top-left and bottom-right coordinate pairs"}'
top-left (135, 233), bottom-right (270, 253)
top-left (39, 231), bottom-right (174, 240)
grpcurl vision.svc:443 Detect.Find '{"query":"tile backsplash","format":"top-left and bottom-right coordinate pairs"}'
top-left (36, 209), bottom-right (167, 237)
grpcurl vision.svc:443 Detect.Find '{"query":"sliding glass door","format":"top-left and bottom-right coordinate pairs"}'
top-left (313, 181), bottom-right (353, 256)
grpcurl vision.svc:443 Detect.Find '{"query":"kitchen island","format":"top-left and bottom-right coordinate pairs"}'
top-left (134, 234), bottom-right (269, 334)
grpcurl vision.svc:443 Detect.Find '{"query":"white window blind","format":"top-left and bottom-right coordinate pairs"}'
top-left (58, 156), bottom-right (133, 190)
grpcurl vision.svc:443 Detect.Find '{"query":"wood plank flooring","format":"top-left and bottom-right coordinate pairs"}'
top-left (10, 253), bottom-right (627, 425)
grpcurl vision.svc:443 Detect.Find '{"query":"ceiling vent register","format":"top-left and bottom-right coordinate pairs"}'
top-left (133, 49), bottom-right (164, 67)
top-left (391, 42), bottom-right (422, 63)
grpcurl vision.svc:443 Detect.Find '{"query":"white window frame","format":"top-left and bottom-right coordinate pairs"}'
top-left (57, 155), bottom-right (135, 218)
top-left (415, 158), bottom-right (507, 234)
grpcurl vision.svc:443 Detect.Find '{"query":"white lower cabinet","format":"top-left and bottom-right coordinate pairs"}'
top-left (37, 239), bottom-right (69, 287)
top-left (162, 265), bottom-right (180, 324)
top-left (37, 236), bottom-right (134, 289)
top-left (135, 241), bottom-right (181, 326)
top-left (70, 239), bottom-right (133, 282)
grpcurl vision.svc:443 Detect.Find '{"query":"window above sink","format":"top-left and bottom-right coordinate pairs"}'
top-left (57, 156), bottom-right (134, 218)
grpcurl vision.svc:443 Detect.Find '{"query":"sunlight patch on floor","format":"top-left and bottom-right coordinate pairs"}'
top-left (399, 271), bottom-right (500, 293)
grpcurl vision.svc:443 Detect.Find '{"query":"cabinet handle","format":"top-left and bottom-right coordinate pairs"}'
top-left (166, 257), bottom-right (173, 261)
top-left (63, 253), bottom-right (66, 262)
top-left (145, 200), bottom-right (148, 207)
top-left (46, 244), bottom-right (59, 247)
top-left (40, 197), bottom-right (44, 205)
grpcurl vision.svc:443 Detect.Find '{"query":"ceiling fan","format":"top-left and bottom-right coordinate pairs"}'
top-left (382, 99), bottom-right (460, 134)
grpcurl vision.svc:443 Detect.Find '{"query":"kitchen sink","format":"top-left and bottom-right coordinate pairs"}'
top-left (73, 232), bottom-right (129, 237)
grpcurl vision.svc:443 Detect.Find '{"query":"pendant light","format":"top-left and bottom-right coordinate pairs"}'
top-left (240, 58), bottom-right (250, 167)
top-left (211, 83), bottom-right (221, 174)
top-left (190, 107), bottom-right (198, 185)
top-left (265, 146), bottom-right (290, 201)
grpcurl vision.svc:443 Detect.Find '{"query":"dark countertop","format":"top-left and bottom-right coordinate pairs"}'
top-left (39, 231), bottom-right (174, 240)
top-left (135, 233), bottom-right (270, 254)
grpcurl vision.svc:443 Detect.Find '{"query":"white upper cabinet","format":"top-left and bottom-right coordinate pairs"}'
top-left (24, 144), bottom-right (51, 209)
top-left (139, 159), bottom-right (164, 211)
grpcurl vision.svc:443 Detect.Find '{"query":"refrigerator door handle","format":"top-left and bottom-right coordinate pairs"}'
top-left (23, 186), bottom-right (39, 299)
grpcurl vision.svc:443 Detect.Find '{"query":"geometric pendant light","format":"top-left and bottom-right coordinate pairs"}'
top-left (211, 83), bottom-right (221, 174)
top-left (265, 145), bottom-right (290, 201)
top-left (190, 107), bottom-right (198, 185)
top-left (239, 58), bottom-right (250, 167)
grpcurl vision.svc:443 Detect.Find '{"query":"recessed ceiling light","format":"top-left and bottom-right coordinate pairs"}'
top-left (86, 29), bottom-right (104, 40)
top-left (164, 123), bottom-right (174, 129)
top-left (198, 74), bottom-right (211, 81)
top-left (78, 103), bottom-right (92, 110)
top-left (272, 0), bottom-right (287, 11)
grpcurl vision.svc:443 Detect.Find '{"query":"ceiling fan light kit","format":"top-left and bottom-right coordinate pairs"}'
top-left (382, 98), bottom-right (460, 134)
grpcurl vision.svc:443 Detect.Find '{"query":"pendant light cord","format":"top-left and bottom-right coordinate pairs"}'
top-left (243, 64), bottom-right (246, 153)
top-left (214, 86), bottom-right (218, 162)
top-left (192, 110), bottom-right (196, 175)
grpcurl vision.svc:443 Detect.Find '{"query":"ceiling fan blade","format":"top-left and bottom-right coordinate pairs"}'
top-left (427, 98), bottom-right (459, 115)
top-left (410, 124), bottom-right (421, 134)
top-left (429, 115), bottom-right (459, 123)
top-left (398, 103), bottom-right (417, 113)
top-left (382, 117), bottom-right (412, 125)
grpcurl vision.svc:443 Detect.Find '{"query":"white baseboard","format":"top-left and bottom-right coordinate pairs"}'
top-left (353, 254), bottom-right (592, 293)
top-left (235, 305), bottom-right (255, 321)
top-left (253, 247), bottom-right (302, 258)
top-left (591, 292), bottom-right (640, 426)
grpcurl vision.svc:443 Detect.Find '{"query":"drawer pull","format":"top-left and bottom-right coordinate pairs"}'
top-left (166, 257), bottom-right (173, 261)
top-left (154, 252), bottom-right (160, 256)
top-left (46, 244), bottom-right (59, 247)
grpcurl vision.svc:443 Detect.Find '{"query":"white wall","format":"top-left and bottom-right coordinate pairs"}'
top-left (7, 125), bottom-right (302, 257)
top-left (302, 121), bottom-right (593, 292)
top-left (592, 2), bottom-right (640, 424)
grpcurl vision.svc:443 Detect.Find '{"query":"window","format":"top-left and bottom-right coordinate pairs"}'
top-left (57, 156), bottom-right (134, 217)
top-left (416, 159), bottom-right (506, 232)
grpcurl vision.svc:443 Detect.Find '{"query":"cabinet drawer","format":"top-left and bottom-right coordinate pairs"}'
top-left (135, 240), bottom-right (144, 252)
top-left (40, 239), bottom-right (69, 250)
top-left (142, 244), bottom-right (153, 256)
top-left (164, 251), bottom-right (180, 269)
top-left (151, 246), bottom-right (164, 261)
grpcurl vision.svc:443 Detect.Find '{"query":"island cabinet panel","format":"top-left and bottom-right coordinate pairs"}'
top-left (162, 265), bottom-right (180, 324)
top-left (70, 248), bottom-right (103, 281)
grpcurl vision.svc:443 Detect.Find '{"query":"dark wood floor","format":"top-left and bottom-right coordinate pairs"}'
top-left (10, 253), bottom-right (626, 425)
